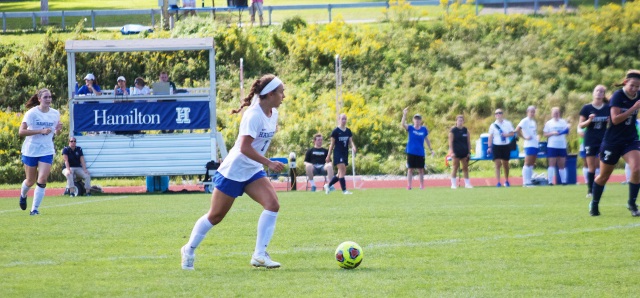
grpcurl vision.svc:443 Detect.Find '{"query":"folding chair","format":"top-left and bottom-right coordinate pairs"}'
top-left (267, 157), bottom-right (290, 191)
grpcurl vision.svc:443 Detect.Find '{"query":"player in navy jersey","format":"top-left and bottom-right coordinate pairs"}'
top-left (578, 85), bottom-right (609, 198)
top-left (448, 115), bottom-right (472, 189)
top-left (401, 108), bottom-right (434, 190)
top-left (181, 74), bottom-right (286, 270)
top-left (590, 70), bottom-right (640, 217)
top-left (325, 113), bottom-right (357, 195)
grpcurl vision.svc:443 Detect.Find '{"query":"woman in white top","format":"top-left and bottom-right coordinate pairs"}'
top-left (487, 109), bottom-right (515, 187)
top-left (181, 74), bottom-right (286, 270)
top-left (18, 88), bottom-right (63, 215)
top-left (515, 106), bottom-right (539, 186)
top-left (543, 107), bottom-right (570, 185)
top-left (131, 77), bottom-right (150, 96)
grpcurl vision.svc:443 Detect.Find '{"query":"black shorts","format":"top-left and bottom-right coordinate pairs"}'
top-left (312, 164), bottom-right (328, 176)
top-left (492, 144), bottom-right (511, 160)
top-left (453, 149), bottom-right (470, 159)
top-left (406, 153), bottom-right (425, 169)
top-left (584, 144), bottom-right (601, 157)
top-left (599, 140), bottom-right (640, 165)
top-left (333, 153), bottom-right (349, 166)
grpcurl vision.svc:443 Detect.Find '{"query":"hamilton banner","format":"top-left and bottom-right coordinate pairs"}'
top-left (73, 101), bottom-right (210, 132)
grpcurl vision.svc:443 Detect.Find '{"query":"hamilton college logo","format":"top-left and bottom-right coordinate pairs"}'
top-left (176, 107), bottom-right (191, 124)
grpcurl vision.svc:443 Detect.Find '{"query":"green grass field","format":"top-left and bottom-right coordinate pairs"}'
top-left (2, 185), bottom-right (638, 296)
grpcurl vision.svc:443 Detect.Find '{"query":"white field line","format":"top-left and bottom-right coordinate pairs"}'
top-left (4, 222), bottom-right (639, 268)
top-left (0, 196), bottom-right (130, 214)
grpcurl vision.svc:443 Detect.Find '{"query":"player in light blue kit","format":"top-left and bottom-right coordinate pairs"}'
top-left (181, 74), bottom-right (286, 269)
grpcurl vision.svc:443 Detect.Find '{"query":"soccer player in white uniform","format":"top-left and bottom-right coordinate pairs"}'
top-left (181, 74), bottom-right (286, 270)
top-left (515, 106), bottom-right (539, 186)
top-left (18, 88), bottom-right (62, 215)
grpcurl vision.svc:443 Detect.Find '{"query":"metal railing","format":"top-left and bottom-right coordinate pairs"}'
top-left (1, 0), bottom-right (629, 33)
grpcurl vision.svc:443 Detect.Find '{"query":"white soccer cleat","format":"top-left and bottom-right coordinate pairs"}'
top-left (181, 245), bottom-right (195, 270)
top-left (324, 184), bottom-right (330, 194)
top-left (465, 184), bottom-right (473, 189)
top-left (343, 191), bottom-right (353, 195)
top-left (251, 252), bottom-right (281, 269)
top-left (451, 185), bottom-right (457, 189)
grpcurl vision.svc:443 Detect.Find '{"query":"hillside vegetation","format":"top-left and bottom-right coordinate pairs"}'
top-left (1, 2), bottom-right (639, 183)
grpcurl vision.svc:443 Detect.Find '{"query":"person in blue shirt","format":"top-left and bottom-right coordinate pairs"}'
top-left (77, 73), bottom-right (102, 96)
top-left (324, 113), bottom-right (357, 195)
top-left (590, 70), bottom-right (640, 217)
top-left (113, 76), bottom-right (129, 96)
top-left (578, 85), bottom-right (609, 198)
top-left (401, 107), bottom-right (434, 190)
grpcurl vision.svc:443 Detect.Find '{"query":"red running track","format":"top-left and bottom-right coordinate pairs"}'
top-left (0, 174), bottom-right (626, 198)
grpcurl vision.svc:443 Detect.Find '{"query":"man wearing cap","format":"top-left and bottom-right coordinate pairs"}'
top-left (114, 76), bottom-right (129, 96)
top-left (77, 73), bottom-right (102, 96)
top-left (62, 137), bottom-right (92, 197)
top-left (401, 107), bottom-right (435, 190)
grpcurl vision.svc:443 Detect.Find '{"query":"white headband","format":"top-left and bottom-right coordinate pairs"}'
top-left (259, 77), bottom-right (282, 96)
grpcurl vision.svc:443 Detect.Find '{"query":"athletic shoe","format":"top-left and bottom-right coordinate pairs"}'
top-left (627, 205), bottom-right (640, 217)
top-left (251, 252), bottom-right (281, 269)
top-left (504, 181), bottom-right (510, 187)
top-left (451, 185), bottom-right (457, 189)
top-left (29, 210), bottom-right (39, 216)
top-left (523, 184), bottom-right (534, 187)
top-left (72, 187), bottom-right (79, 197)
top-left (181, 245), bottom-right (195, 270)
top-left (330, 186), bottom-right (336, 191)
top-left (465, 184), bottom-right (473, 189)
top-left (586, 193), bottom-right (592, 199)
top-left (19, 195), bottom-right (27, 210)
top-left (324, 184), bottom-right (330, 194)
top-left (311, 185), bottom-right (316, 192)
top-left (343, 191), bottom-right (353, 195)
top-left (63, 188), bottom-right (70, 195)
top-left (496, 182), bottom-right (502, 188)
top-left (589, 202), bottom-right (600, 216)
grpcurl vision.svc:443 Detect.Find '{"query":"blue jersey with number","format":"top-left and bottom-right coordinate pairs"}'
top-left (579, 103), bottom-right (609, 147)
top-left (405, 126), bottom-right (428, 156)
top-left (603, 89), bottom-right (639, 145)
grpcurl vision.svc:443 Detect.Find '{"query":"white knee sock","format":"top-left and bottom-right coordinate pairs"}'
top-left (464, 178), bottom-right (471, 186)
top-left (32, 185), bottom-right (45, 211)
top-left (254, 210), bottom-right (278, 257)
top-left (186, 214), bottom-right (214, 254)
top-left (450, 178), bottom-right (457, 187)
top-left (582, 167), bottom-right (588, 184)
top-left (626, 164), bottom-right (631, 182)
top-left (559, 168), bottom-right (567, 184)
top-left (21, 181), bottom-right (30, 198)
top-left (547, 167), bottom-right (556, 184)
top-left (522, 166), bottom-right (528, 185)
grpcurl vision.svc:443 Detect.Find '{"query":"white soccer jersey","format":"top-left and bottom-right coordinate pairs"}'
top-left (217, 104), bottom-right (279, 181)
top-left (21, 107), bottom-right (60, 157)
top-left (544, 118), bottom-right (569, 149)
top-left (517, 117), bottom-right (539, 148)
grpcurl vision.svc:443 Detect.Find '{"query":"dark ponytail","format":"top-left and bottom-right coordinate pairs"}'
top-left (25, 88), bottom-right (50, 109)
top-left (231, 74), bottom-right (277, 114)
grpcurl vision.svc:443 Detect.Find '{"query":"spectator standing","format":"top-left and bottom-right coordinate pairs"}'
top-left (543, 107), bottom-right (570, 185)
top-left (304, 133), bottom-right (335, 192)
top-left (114, 76), bottom-right (129, 96)
top-left (181, 74), bottom-right (286, 270)
top-left (77, 73), bottom-right (102, 96)
top-left (448, 115), bottom-right (472, 189)
top-left (18, 88), bottom-right (62, 215)
top-left (515, 106), bottom-right (539, 187)
top-left (325, 113), bottom-right (357, 195)
top-left (62, 137), bottom-right (92, 197)
top-left (182, 0), bottom-right (197, 17)
top-left (249, 0), bottom-right (264, 26)
top-left (578, 85), bottom-right (609, 197)
top-left (591, 70), bottom-right (640, 217)
top-left (487, 109), bottom-right (515, 187)
top-left (401, 107), bottom-right (434, 190)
